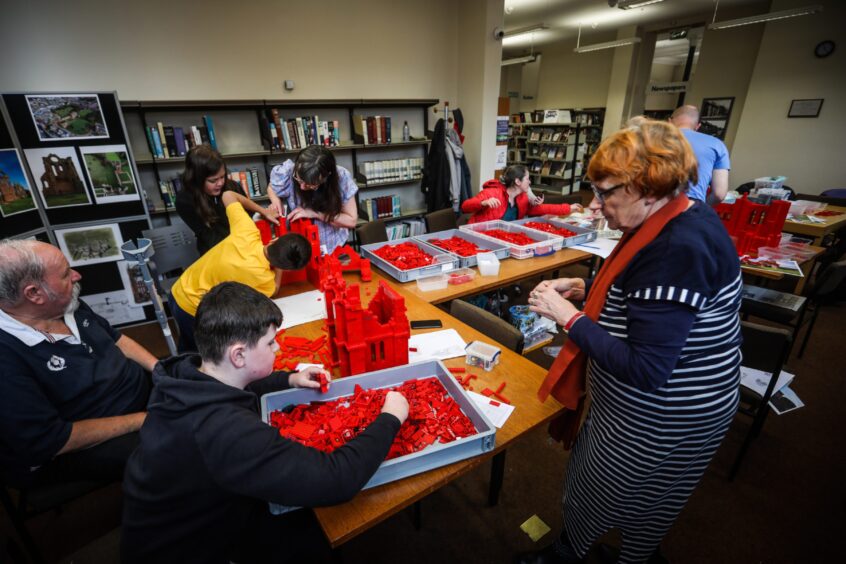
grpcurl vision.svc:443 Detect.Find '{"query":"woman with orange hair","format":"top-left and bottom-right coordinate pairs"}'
top-left (520, 118), bottom-right (742, 564)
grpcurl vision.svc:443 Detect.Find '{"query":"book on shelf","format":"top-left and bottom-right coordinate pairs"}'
top-left (203, 115), bottom-right (218, 150)
top-left (360, 194), bottom-right (404, 220)
top-left (145, 120), bottom-right (215, 158)
top-left (173, 127), bottom-right (187, 156)
top-left (263, 111), bottom-right (341, 151)
top-left (228, 167), bottom-right (263, 198)
top-left (156, 122), bottom-right (169, 158)
top-left (357, 157), bottom-right (423, 185)
top-left (162, 126), bottom-right (178, 159)
top-left (147, 127), bottom-right (165, 158)
top-left (250, 168), bottom-right (262, 196)
top-left (528, 130), bottom-right (541, 142)
top-left (353, 114), bottom-right (394, 145)
top-left (543, 109), bottom-right (572, 124)
top-left (541, 162), bottom-right (552, 176)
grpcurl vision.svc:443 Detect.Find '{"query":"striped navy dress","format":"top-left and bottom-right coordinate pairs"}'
top-left (562, 202), bottom-right (742, 563)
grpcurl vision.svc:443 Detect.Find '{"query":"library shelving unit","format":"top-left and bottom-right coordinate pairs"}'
top-left (119, 99), bottom-right (437, 226)
top-left (570, 108), bottom-right (605, 190)
top-left (507, 120), bottom-right (527, 167)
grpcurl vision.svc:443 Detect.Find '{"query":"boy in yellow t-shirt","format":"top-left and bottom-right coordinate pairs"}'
top-left (170, 191), bottom-right (311, 351)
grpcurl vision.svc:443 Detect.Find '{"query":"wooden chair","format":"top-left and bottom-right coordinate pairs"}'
top-left (424, 208), bottom-right (458, 233)
top-left (355, 220), bottom-right (388, 246)
top-left (730, 321), bottom-right (793, 481)
top-left (450, 299), bottom-right (524, 506)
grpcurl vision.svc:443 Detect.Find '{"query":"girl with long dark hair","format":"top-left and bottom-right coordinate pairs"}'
top-left (175, 145), bottom-right (279, 254)
top-left (267, 145), bottom-right (358, 254)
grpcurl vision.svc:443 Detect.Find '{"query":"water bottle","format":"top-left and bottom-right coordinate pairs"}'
top-left (402, 121), bottom-right (410, 142)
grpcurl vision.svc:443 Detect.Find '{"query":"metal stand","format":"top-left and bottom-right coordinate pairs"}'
top-left (120, 239), bottom-right (178, 356)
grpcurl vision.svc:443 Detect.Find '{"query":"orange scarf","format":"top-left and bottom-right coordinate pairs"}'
top-left (538, 194), bottom-right (691, 447)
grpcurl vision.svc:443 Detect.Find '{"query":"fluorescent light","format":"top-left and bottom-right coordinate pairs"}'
top-left (618, 0), bottom-right (665, 10)
top-left (574, 37), bottom-right (641, 53)
top-left (501, 55), bottom-right (537, 66)
top-left (503, 24), bottom-right (549, 40)
top-left (708, 4), bottom-right (822, 30)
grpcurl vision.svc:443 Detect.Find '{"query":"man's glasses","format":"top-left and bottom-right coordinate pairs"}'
top-left (590, 182), bottom-right (626, 204)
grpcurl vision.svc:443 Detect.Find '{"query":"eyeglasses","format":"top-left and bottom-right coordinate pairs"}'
top-left (293, 173), bottom-right (325, 190)
top-left (590, 182), bottom-right (626, 204)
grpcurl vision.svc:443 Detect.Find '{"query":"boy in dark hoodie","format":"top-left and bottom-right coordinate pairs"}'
top-left (121, 282), bottom-right (408, 564)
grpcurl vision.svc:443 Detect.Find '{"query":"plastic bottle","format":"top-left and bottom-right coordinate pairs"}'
top-left (402, 121), bottom-right (410, 142)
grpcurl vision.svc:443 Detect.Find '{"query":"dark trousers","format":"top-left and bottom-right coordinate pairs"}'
top-left (230, 504), bottom-right (331, 564)
top-left (169, 292), bottom-right (197, 353)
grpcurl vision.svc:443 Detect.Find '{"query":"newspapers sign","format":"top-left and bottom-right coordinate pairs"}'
top-left (648, 81), bottom-right (688, 94)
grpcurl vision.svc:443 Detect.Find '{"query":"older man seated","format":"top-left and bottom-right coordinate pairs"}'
top-left (0, 239), bottom-right (158, 488)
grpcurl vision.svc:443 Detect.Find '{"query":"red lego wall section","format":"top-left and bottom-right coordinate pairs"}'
top-left (321, 273), bottom-right (409, 377)
top-left (714, 195), bottom-right (790, 256)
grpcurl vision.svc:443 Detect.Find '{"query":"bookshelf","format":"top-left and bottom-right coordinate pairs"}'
top-left (120, 99), bottom-right (437, 225)
top-left (506, 108), bottom-right (605, 195)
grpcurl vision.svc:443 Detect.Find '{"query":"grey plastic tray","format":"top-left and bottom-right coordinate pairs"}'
top-left (261, 360), bottom-right (497, 514)
top-left (360, 237), bottom-right (460, 282)
top-left (459, 219), bottom-right (564, 259)
top-left (512, 217), bottom-right (598, 248)
top-left (413, 228), bottom-right (511, 268)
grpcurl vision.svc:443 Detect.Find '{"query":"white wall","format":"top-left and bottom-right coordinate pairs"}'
top-left (645, 63), bottom-right (682, 110)
top-left (0, 0), bottom-right (459, 104)
top-left (533, 38), bottom-right (615, 110)
top-left (731, 0), bottom-right (846, 195)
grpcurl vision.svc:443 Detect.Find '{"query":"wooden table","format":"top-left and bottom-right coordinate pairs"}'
top-left (782, 205), bottom-right (846, 245)
top-left (741, 244), bottom-right (825, 295)
top-left (277, 274), bottom-right (563, 548)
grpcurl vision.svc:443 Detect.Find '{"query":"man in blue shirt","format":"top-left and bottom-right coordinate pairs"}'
top-left (0, 240), bottom-right (158, 487)
top-left (671, 105), bottom-right (731, 204)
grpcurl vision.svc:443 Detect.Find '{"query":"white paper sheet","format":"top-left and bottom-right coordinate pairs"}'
top-left (739, 366), bottom-right (794, 398)
top-left (408, 329), bottom-right (467, 362)
top-left (81, 290), bottom-right (146, 325)
top-left (273, 290), bottom-right (327, 330)
top-left (467, 390), bottom-right (515, 428)
top-left (769, 385), bottom-right (805, 415)
top-left (572, 237), bottom-right (618, 259)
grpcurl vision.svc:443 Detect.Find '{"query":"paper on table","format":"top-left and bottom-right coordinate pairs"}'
top-left (273, 290), bottom-right (327, 330)
top-left (769, 385), bottom-right (804, 415)
top-left (572, 237), bottom-right (618, 259)
top-left (739, 366), bottom-right (794, 398)
top-left (408, 329), bottom-right (467, 362)
top-left (467, 390), bottom-right (515, 428)
top-left (81, 290), bottom-right (146, 325)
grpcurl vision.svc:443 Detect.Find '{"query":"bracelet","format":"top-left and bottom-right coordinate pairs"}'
top-left (563, 311), bottom-right (586, 333)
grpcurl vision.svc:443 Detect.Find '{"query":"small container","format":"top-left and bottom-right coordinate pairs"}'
top-left (465, 340), bottom-right (501, 372)
top-left (447, 268), bottom-right (476, 285)
top-left (416, 274), bottom-right (448, 291)
top-left (509, 305), bottom-right (538, 334)
top-left (476, 252), bottom-right (501, 276)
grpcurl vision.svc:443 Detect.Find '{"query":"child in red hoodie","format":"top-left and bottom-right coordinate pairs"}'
top-left (461, 165), bottom-right (583, 224)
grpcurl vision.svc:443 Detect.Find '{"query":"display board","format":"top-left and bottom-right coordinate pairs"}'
top-left (1, 91), bottom-right (154, 326)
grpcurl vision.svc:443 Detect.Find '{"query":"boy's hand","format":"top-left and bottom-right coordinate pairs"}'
top-left (289, 366), bottom-right (331, 390)
top-left (381, 391), bottom-right (409, 424)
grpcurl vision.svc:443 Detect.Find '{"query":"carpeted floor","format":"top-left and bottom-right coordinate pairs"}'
top-left (3, 240), bottom-right (843, 563)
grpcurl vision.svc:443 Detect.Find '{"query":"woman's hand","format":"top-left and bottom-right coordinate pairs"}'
top-left (267, 192), bottom-right (285, 217)
top-left (481, 198), bottom-right (501, 209)
top-left (529, 284), bottom-right (580, 327)
top-left (289, 366), bottom-right (331, 390)
top-left (529, 193), bottom-right (544, 206)
top-left (570, 203), bottom-right (584, 214)
top-left (287, 207), bottom-right (321, 222)
top-left (534, 277), bottom-right (586, 301)
top-left (261, 206), bottom-right (280, 225)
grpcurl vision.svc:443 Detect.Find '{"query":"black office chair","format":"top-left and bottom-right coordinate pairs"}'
top-left (741, 258), bottom-right (846, 358)
top-left (355, 220), bottom-right (388, 246)
top-left (424, 208), bottom-right (458, 233)
top-left (142, 224), bottom-right (201, 294)
top-left (730, 321), bottom-right (793, 481)
top-left (1, 478), bottom-right (113, 564)
top-left (456, 213), bottom-right (472, 227)
top-left (537, 192), bottom-right (582, 206)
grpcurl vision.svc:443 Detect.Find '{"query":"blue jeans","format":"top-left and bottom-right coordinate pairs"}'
top-left (169, 293), bottom-right (197, 353)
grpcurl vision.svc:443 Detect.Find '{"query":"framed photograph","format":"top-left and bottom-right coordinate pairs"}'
top-left (55, 223), bottom-right (124, 267)
top-left (25, 94), bottom-right (109, 141)
top-left (80, 144), bottom-right (140, 204)
top-left (700, 119), bottom-right (728, 141)
top-left (788, 99), bottom-right (823, 118)
top-left (24, 146), bottom-right (92, 209)
top-left (117, 259), bottom-right (152, 307)
top-left (700, 97), bottom-right (734, 140)
top-left (0, 148), bottom-right (38, 217)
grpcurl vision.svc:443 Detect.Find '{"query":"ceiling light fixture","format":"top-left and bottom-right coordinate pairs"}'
top-left (501, 55), bottom-right (538, 66)
top-left (617, 0), bottom-right (665, 10)
top-left (708, 3), bottom-right (822, 30)
top-left (574, 24), bottom-right (641, 54)
top-left (503, 24), bottom-right (549, 40)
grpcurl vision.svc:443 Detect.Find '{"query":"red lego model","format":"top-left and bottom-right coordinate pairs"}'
top-left (714, 195), bottom-right (790, 256)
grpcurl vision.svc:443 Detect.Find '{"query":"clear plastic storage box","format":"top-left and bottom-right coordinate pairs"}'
top-left (476, 252), bottom-right (501, 276)
top-left (465, 340), bottom-right (501, 372)
top-left (459, 220), bottom-right (563, 259)
top-left (416, 274), bottom-right (449, 292)
top-left (360, 238), bottom-right (459, 283)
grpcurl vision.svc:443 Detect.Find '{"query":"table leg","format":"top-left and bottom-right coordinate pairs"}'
top-left (488, 451), bottom-right (507, 506)
top-left (413, 499), bottom-right (422, 530)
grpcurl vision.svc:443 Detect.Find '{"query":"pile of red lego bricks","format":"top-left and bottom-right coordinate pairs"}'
top-left (480, 229), bottom-right (536, 246)
top-left (273, 333), bottom-right (330, 372)
top-left (522, 221), bottom-right (577, 238)
top-left (269, 377), bottom-right (476, 459)
top-left (372, 242), bottom-right (436, 270)
top-left (427, 236), bottom-right (484, 257)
